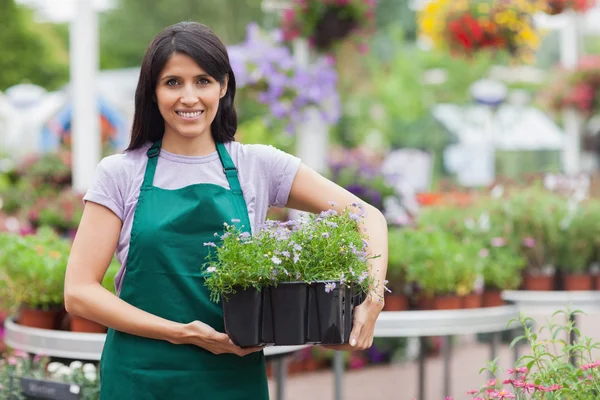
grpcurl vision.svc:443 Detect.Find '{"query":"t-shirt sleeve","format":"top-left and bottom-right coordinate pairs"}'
top-left (254, 145), bottom-right (301, 208)
top-left (82, 157), bottom-right (125, 220)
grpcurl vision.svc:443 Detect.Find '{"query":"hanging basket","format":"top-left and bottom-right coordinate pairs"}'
top-left (313, 9), bottom-right (358, 51)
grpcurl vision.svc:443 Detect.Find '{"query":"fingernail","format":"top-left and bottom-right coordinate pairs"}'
top-left (350, 339), bottom-right (357, 347)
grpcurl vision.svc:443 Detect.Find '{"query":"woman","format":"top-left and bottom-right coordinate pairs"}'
top-left (64, 21), bottom-right (388, 399)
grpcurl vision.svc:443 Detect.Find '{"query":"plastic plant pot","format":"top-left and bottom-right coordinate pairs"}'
top-left (269, 282), bottom-right (308, 345)
top-left (221, 287), bottom-right (263, 348)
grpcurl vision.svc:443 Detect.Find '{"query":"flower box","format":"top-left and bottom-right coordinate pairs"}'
top-left (206, 204), bottom-right (379, 347)
top-left (222, 281), bottom-right (364, 347)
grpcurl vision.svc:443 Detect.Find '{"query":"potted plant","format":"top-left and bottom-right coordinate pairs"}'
top-left (0, 227), bottom-right (70, 329)
top-left (553, 204), bottom-right (595, 290)
top-left (404, 228), bottom-right (462, 310)
top-left (544, 0), bottom-right (595, 15)
top-left (280, 0), bottom-right (376, 52)
top-left (384, 228), bottom-right (410, 311)
top-left (419, 0), bottom-right (542, 62)
top-left (204, 205), bottom-right (378, 347)
top-left (507, 188), bottom-right (561, 290)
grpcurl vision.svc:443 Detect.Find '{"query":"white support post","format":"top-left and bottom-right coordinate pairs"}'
top-left (560, 10), bottom-right (582, 175)
top-left (70, 0), bottom-right (100, 193)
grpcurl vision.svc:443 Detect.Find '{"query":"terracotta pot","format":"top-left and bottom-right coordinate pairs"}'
top-left (415, 294), bottom-right (435, 310)
top-left (563, 274), bottom-right (593, 291)
top-left (433, 295), bottom-right (461, 310)
top-left (19, 306), bottom-right (60, 330)
top-left (596, 275), bottom-right (600, 290)
top-left (383, 294), bottom-right (409, 311)
top-left (461, 293), bottom-right (483, 309)
top-left (266, 362), bottom-right (273, 378)
top-left (482, 290), bottom-right (504, 307)
top-left (70, 315), bottom-right (107, 333)
top-left (523, 274), bottom-right (554, 291)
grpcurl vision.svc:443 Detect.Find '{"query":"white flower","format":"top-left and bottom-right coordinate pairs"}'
top-left (55, 366), bottom-right (72, 378)
top-left (84, 371), bottom-right (97, 381)
top-left (69, 361), bottom-right (83, 370)
top-left (82, 363), bottom-right (97, 374)
top-left (206, 266), bottom-right (217, 273)
top-left (47, 362), bottom-right (64, 374)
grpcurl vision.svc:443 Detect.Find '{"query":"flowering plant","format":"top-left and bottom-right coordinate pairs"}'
top-left (229, 23), bottom-right (340, 134)
top-left (0, 352), bottom-right (100, 400)
top-left (419, 0), bottom-right (542, 62)
top-left (280, 0), bottom-right (376, 52)
top-left (468, 309), bottom-right (600, 399)
top-left (328, 147), bottom-right (395, 212)
top-left (545, 0), bottom-right (596, 15)
top-left (203, 204), bottom-right (379, 302)
top-left (544, 56), bottom-right (600, 117)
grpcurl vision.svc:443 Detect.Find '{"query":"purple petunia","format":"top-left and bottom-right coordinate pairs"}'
top-left (325, 282), bottom-right (336, 293)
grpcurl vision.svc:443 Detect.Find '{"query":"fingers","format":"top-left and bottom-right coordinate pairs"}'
top-left (349, 319), bottom-right (364, 349)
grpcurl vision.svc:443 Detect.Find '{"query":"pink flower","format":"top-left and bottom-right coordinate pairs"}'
top-left (507, 366), bottom-right (528, 375)
top-left (467, 389), bottom-right (479, 394)
top-left (479, 248), bottom-right (489, 258)
top-left (7, 357), bottom-right (17, 366)
top-left (486, 379), bottom-right (497, 387)
top-left (522, 237), bottom-right (536, 248)
top-left (488, 390), bottom-right (516, 399)
top-left (491, 237), bottom-right (506, 247)
top-left (581, 360), bottom-right (600, 371)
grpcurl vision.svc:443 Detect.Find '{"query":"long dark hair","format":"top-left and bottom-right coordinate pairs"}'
top-left (127, 22), bottom-right (237, 151)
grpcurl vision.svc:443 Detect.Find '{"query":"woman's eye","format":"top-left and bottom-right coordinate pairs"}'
top-left (166, 79), bottom-right (178, 86)
top-left (198, 78), bottom-right (210, 85)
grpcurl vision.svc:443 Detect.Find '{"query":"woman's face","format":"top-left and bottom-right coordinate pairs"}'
top-left (155, 52), bottom-right (227, 141)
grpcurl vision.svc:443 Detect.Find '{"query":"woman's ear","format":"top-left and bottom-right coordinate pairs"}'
top-left (220, 74), bottom-right (229, 99)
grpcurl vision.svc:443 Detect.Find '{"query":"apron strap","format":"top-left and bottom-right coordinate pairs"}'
top-left (216, 142), bottom-right (243, 196)
top-left (142, 140), bottom-right (161, 189)
top-left (216, 142), bottom-right (252, 233)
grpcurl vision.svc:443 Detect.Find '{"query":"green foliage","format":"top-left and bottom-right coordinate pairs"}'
top-left (203, 206), bottom-right (377, 302)
top-left (99, 0), bottom-right (265, 69)
top-left (0, 227), bottom-right (71, 311)
top-left (0, 0), bottom-right (68, 91)
top-left (474, 309), bottom-right (600, 399)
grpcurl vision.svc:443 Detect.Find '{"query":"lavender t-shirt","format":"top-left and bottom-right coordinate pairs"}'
top-left (83, 141), bottom-right (301, 293)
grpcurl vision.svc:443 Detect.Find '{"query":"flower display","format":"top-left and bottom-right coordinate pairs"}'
top-left (543, 55), bottom-right (600, 117)
top-left (419, 0), bottom-right (544, 62)
top-left (229, 23), bottom-right (340, 133)
top-left (280, 0), bottom-right (376, 52)
top-left (545, 0), bottom-right (596, 15)
top-left (203, 205), bottom-right (380, 302)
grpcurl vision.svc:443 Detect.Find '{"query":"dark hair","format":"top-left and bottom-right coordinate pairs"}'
top-left (127, 22), bottom-right (237, 151)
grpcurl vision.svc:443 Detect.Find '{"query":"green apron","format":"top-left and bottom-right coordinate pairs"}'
top-left (100, 140), bottom-right (268, 399)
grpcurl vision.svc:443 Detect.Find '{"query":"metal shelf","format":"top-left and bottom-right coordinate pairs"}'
top-left (374, 305), bottom-right (520, 337)
top-left (4, 318), bottom-right (305, 361)
top-left (502, 290), bottom-right (600, 315)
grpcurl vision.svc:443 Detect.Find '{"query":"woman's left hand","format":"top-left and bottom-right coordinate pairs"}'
top-left (321, 293), bottom-right (383, 351)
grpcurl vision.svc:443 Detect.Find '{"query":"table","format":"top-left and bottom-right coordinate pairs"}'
top-left (330, 305), bottom-right (521, 400)
top-left (3, 318), bottom-right (305, 400)
top-left (502, 290), bottom-right (600, 364)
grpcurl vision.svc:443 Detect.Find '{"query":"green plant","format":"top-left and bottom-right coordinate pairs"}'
top-left (203, 205), bottom-right (379, 302)
top-left (0, 227), bottom-right (71, 312)
top-left (470, 309), bottom-right (600, 399)
top-left (0, 351), bottom-right (50, 399)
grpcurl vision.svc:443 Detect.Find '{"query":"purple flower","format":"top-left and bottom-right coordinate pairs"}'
top-left (325, 282), bottom-right (336, 293)
top-left (479, 248), bottom-right (489, 258)
top-left (293, 253), bottom-right (300, 263)
top-left (239, 232), bottom-right (251, 239)
top-left (281, 250), bottom-right (291, 258)
top-left (358, 271), bottom-right (368, 284)
top-left (271, 256), bottom-right (282, 265)
top-left (231, 218), bottom-right (241, 223)
top-left (203, 242), bottom-right (217, 247)
top-left (322, 232), bottom-right (330, 238)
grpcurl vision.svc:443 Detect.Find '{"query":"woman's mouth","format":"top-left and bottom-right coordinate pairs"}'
top-left (176, 110), bottom-right (204, 120)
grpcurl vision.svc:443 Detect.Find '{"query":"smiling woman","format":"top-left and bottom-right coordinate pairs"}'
top-left (63, 21), bottom-right (387, 400)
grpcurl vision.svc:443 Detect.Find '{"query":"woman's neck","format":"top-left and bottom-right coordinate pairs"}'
top-left (161, 132), bottom-right (217, 156)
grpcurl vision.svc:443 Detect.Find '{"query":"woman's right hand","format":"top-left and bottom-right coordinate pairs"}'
top-left (178, 320), bottom-right (264, 357)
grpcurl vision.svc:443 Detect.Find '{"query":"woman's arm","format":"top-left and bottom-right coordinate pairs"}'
top-left (286, 164), bottom-right (388, 350)
top-left (64, 202), bottom-right (261, 356)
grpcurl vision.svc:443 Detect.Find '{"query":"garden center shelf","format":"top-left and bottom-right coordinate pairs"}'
top-left (502, 290), bottom-right (600, 315)
top-left (3, 318), bottom-right (306, 361)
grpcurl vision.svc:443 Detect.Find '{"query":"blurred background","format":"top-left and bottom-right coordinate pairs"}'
top-left (2, 0), bottom-right (600, 399)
